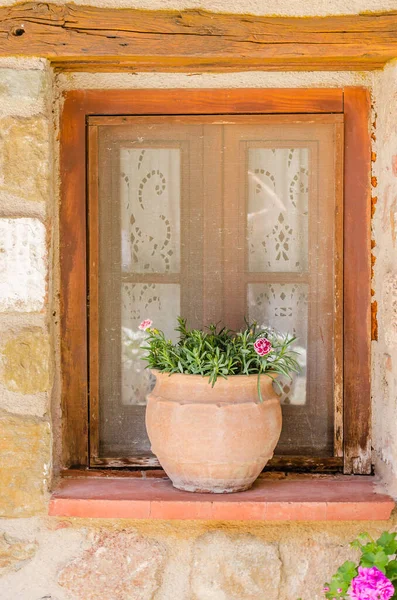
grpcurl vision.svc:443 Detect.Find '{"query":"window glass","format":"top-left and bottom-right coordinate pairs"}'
top-left (91, 115), bottom-right (342, 462)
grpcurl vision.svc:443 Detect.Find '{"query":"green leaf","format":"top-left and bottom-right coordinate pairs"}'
top-left (386, 560), bottom-right (397, 580)
top-left (338, 561), bottom-right (357, 575)
top-left (357, 532), bottom-right (371, 541)
top-left (377, 532), bottom-right (397, 555)
top-left (360, 550), bottom-right (388, 572)
top-left (327, 574), bottom-right (350, 598)
top-left (361, 542), bottom-right (379, 554)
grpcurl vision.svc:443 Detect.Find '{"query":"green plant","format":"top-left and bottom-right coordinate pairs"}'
top-left (140, 316), bottom-right (300, 401)
top-left (322, 532), bottom-right (397, 599)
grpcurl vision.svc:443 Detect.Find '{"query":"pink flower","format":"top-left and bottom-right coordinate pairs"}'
top-left (349, 567), bottom-right (394, 600)
top-left (254, 337), bottom-right (272, 356)
top-left (138, 319), bottom-right (153, 331)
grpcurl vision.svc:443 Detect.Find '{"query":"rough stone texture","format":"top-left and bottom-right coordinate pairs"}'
top-left (0, 218), bottom-right (47, 312)
top-left (0, 532), bottom-right (38, 577)
top-left (1, 329), bottom-right (50, 394)
top-left (0, 387), bottom-right (48, 418)
top-left (278, 533), bottom-right (359, 600)
top-left (58, 531), bottom-right (167, 600)
top-left (0, 69), bottom-right (43, 99)
top-left (0, 68), bottom-right (47, 117)
top-left (0, 116), bottom-right (49, 202)
top-left (0, 414), bottom-right (50, 517)
top-left (0, 518), bottom-right (86, 600)
top-left (1, 519), bottom-right (397, 600)
top-left (191, 531), bottom-right (281, 600)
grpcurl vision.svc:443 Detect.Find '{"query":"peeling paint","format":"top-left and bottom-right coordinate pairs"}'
top-left (371, 196), bottom-right (378, 218)
top-left (371, 300), bottom-right (378, 341)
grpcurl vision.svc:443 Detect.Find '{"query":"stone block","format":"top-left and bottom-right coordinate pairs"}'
top-left (1, 329), bottom-right (50, 394)
top-left (0, 532), bottom-right (38, 576)
top-left (0, 69), bottom-right (45, 102)
top-left (0, 388), bottom-right (47, 418)
top-left (0, 218), bottom-right (46, 312)
top-left (0, 116), bottom-right (49, 202)
top-left (58, 531), bottom-right (167, 600)
top-left (278, 534), bottom-right (359, 600)
top-left (0, 414), bottom-right (50, 517)
top-left (191, 531), bottom-right (281, 600)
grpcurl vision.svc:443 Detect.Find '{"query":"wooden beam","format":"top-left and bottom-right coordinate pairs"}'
top-left (343, 87), bottom-right (372, 475)
top-left (1, 3), bottom-right (397, 70)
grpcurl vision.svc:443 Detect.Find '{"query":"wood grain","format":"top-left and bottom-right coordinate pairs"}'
top-left (87, 124), bottom-right (100, 462)
top-left (64, 89), bottom-right (344, 116)
top-left (61, 461), bottom-right (343, 477)
top-left (60, 89), bottom-right (343, 470)
top-left (334, 120), bottom-right (345, 459)
top-left (343, 87), bottom-right (372, 475)
top-left (60, 93), bottom-right (89, 468)
top-left (86, 455), bottom-right (344, 472)
top-left (2, 4), bottom-right (397, 70)
top-left (60, 88), bottom-right (371, 474)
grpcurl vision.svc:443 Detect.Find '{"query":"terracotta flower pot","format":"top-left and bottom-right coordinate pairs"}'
top-left (145, 370), bottom-right (282, 493)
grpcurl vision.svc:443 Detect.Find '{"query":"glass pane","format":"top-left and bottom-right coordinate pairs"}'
top-left (247, 148), bottom-right (309, 273)
top-left (95, 117), bottom-right (340, 461)
top-left (120, 148), bottom-right (181, 273)
top-left (121, 283), bottom-right (180, 407)
top-left (97, 122), bottom-right (208, 459)
top-left (248, 283), bottom-right (308, 406)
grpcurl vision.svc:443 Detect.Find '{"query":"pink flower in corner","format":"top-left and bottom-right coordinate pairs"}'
top-left (138, 319), bottom-right (153, 331)
top-left (254, 337), bottom-right (272, 357)
top-left (350, 567), bottom-right (394, 600)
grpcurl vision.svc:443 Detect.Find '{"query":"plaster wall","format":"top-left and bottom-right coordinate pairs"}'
top-left (0, 30), bottom-right (397, 600)
top-left (2, 0), bottom-right (397, 14)
top-left (371, 62), bottom-right (397, 496)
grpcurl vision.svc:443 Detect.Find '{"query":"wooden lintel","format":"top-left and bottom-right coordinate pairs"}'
top-left (1, 3), bottom-right (397, 70)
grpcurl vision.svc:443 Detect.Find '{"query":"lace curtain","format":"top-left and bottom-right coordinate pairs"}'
top-left (119, 145), bottom-right (308, 407)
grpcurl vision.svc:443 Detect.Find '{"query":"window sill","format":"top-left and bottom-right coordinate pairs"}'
top-left (49, 474), bottom-right (394, 521)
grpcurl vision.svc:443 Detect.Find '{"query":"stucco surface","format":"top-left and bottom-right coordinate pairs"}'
top-left (2, 0), bottom-right (397, 14)
top-left (58, 70), bottom-right (372, 91)
top-left (371, 62), bottom-right (397, 497)
top-left (0, 30), bottom-right (396, 599)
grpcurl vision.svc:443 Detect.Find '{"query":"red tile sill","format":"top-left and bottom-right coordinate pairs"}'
top-left (49, 475), bottom-right (395, 521)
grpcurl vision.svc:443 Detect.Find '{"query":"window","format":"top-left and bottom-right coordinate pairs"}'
top-left (60, 89), bottom-right (371, 474)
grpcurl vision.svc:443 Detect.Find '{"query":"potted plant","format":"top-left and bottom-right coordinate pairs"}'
top-left (140, 317), bottom-right (299, 493)
top-left (320, 532), bottom-right (397, 600)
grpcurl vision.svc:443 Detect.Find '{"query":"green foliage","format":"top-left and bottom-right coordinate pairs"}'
top-left (324, 561), bottom-right (358, 599)
top-left (322, 532), bottom-right (397, 600)
top-left (141, 317), bottom-right (300, 401)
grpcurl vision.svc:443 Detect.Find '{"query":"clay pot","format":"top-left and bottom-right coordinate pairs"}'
top-left (145, 370), bottom-right (282, 493)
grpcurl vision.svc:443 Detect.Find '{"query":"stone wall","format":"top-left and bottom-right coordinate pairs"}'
top-left (1, 517), bottom-right (397, 599)
top-left (0, 60), bottom-right (52, 522)
top-left (1, 24), bottom-right (397, 600)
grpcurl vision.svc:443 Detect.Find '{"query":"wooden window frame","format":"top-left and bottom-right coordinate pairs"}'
top-left (60, 88), bottom-right (371, 474)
